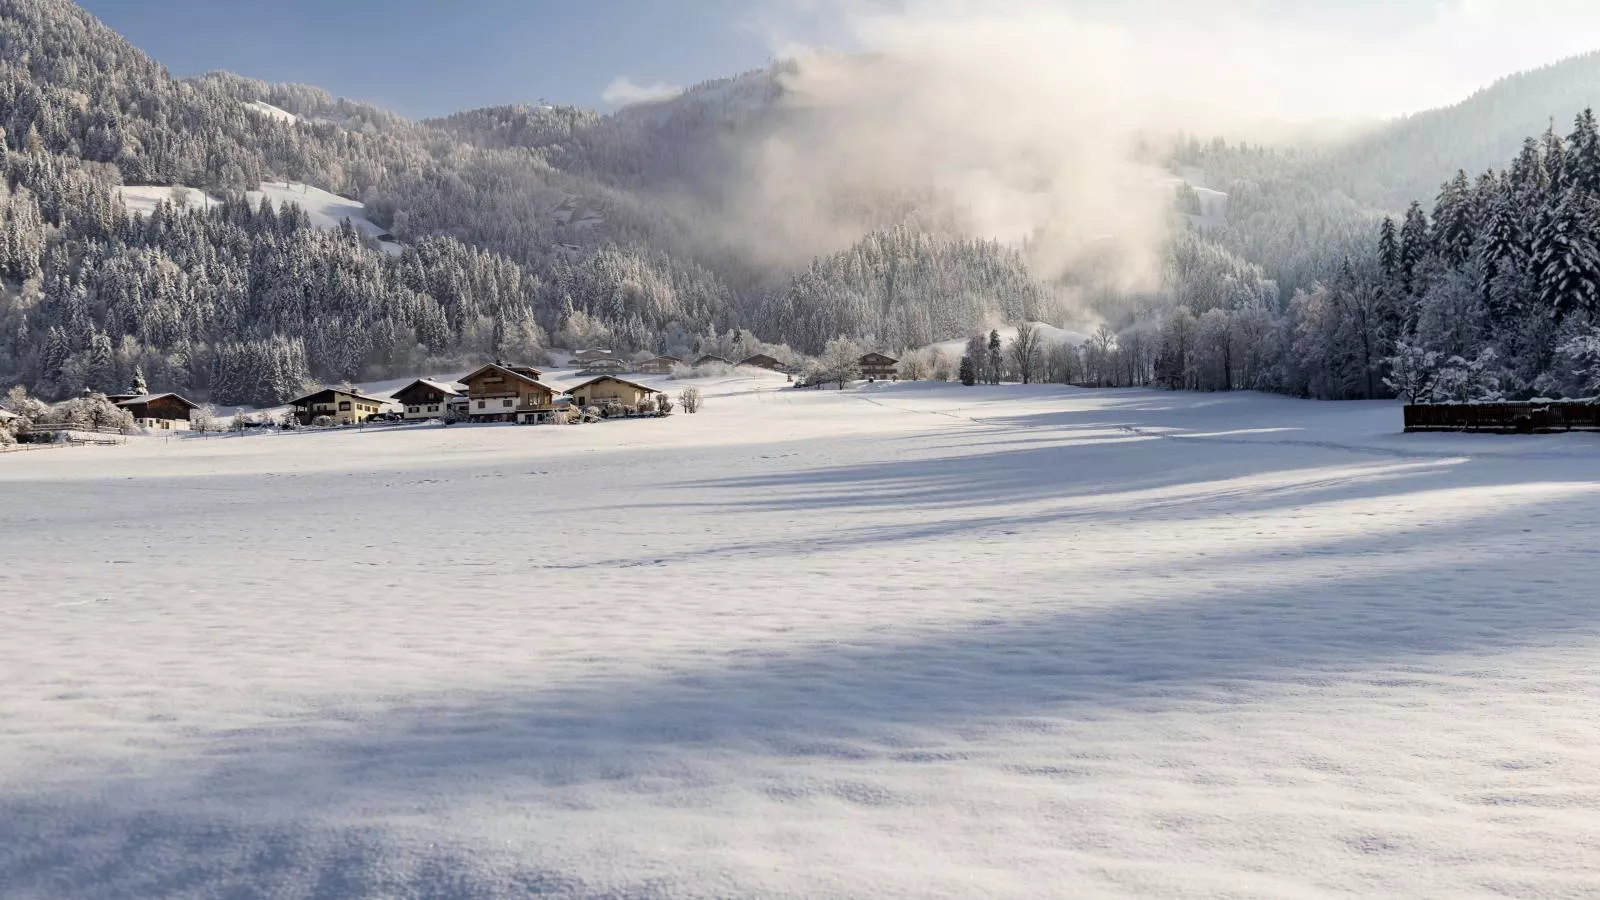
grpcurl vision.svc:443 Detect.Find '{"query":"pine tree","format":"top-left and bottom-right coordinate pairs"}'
top-left (1377, 217), bottom-right (1399, 280)
top-left (958, 354), bottom-right (977, 386)
top-left (1531, 194), bottom-right (1600, 320)
top-left (1569, 108), bottom-right (1600, 197)
top-left (1542, 123), bottom-right (1569, 195)
top-left (987, 329), bottom-right (1002, 384)
top-left (1399, 202), bottom-right (1430, 294)
top-left (1431, 171), bottom-right (1475, 266)
top-left (1477, 195), bottom-right (1526, 318)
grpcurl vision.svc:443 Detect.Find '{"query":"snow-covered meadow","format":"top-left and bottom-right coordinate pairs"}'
top-left (2, 375), bottom-right (1598, 898)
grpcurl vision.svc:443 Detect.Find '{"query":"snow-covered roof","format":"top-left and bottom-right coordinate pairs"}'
top-left (567, 375), bottom-right (664, 395)
top-left (287, 387), bottom-right (391, 407)
top-left (0, 409), bottom-right (18, 421)
top-left (458, 363), bottom-right (553, 388)
top-left (114, 392), bottom-right (198, 409)
top-left (394, 378), bottom-right (464, 397)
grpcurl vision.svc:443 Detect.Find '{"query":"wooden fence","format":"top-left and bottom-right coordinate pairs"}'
top-left (1404, 402), bottom-right (1600, 434)
top-left (16, 424), bottom-right (129, 445)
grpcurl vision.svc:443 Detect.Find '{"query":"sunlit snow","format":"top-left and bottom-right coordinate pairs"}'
top-left (3, 376), bottom-right (1597, 897)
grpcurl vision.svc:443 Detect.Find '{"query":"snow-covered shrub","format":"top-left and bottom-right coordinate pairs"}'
top-left (46, 394), bottom-right (134, 432)
top-left (312, 415), bottom-right (335, 428)
top-left (1385, 343), bottom-right (1502, 403)
top-left (3, 386), bottom-right (50, 428)
top-left (1550, 326), bottom-right (1600, 399)
top-left (1431, 349), bottom-right (1503, 403)
top-left (1383, 342), bottom-right (1444, 402)
top-left (658, 393), bottom-right (675, 415)
top-left (678, 387), bottom-right (702, 413)
top-left (192, 405), bottom-right (219, 433)
top-left (897, 348), bottom-right (933, 381)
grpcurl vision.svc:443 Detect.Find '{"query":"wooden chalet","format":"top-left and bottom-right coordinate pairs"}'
top-left (858, 352), bottom-right (900, 381)
top-left (694, 354), bottom-right (732, 367)
top-left (392, 379), bottom-right (463, 421)
top-left (571, 348), bottom-right (615, 363)
top-left (459, 362), bottom-right (566, 424)
top-left (578, 356), bottom-right (630, 376)
top-left (569, 375), bottom-right (663, 412)
top-left (114, 392), bottom-right (199, 430)
top-left (637, 355), bottom-right (682, 375)
top-left (738, 353), bottom-right (785, 371)
top-left (288, 387), bottom-right (390, 426)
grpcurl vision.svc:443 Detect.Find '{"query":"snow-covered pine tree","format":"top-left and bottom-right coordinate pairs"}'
top-left (1530, 194), bottom-right (1600, 320)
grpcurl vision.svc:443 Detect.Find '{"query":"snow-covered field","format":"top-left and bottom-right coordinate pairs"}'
top-left (3, 377), bottom-right (1598, 898)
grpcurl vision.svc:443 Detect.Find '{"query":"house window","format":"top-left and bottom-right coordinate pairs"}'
top-left (503, 399), bottom-right (513, 408)
top-left (428, 405), bottom-right (438, 412)
top-left (477, 400), bottom-right (486, 409)
top-left (339, 401), bottom-right (352, 411)
top-left (408, 406), bottom-right (419, 413)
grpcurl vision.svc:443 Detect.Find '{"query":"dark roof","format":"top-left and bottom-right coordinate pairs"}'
top-left (567, 375), bottom-right (664, 395)
top-left (287, 387), bottom-right (390, 407)
top-left (114, 392), bottom-right (199, 410)
top-left (645, 355), bottom-right (682, 363)
top-left (858, 352), bottom-right (899, 366)
top-left (739, 354), bottom-right (783, 368)
top-left (694, 355), bottom-right (731, 365)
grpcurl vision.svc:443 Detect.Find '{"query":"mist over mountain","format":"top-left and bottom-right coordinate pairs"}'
top-left (1, 0), bottom-right (1598, 405)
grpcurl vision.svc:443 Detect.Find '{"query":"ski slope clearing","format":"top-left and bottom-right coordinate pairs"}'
top-left (244, 100), bottom-right (299, 125)
top-left (116, 182), bottom-right (403, 255)
top-left (115, 184), bottom-right (221, 217)
top-left (250, 181), bottom-right (405, 255)
top-left (2, 380), bottom-right (1598, 898)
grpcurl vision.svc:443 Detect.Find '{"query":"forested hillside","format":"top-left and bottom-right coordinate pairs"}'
top-left (1, 0), bottom-right (1597, 406)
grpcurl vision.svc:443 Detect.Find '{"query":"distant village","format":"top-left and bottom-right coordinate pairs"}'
top-left (1, 349), bottom-right (903, 446)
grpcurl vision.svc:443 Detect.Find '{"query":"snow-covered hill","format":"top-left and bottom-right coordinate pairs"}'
top-left (115, 182), bottom-right (404, 255)
top-left (923, 322), bottom-right (1092, 360)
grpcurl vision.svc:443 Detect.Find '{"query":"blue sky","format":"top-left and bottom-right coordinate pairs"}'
top-left (76, 1), bottom-right (1600, 122)
top-left (77, 0), bottom-right (833, 118)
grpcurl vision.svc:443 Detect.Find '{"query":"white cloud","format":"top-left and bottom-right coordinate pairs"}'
top-left (750, 0), bottom-right (1600, 120)
top-left (601, 76), bottom-right (684, 107)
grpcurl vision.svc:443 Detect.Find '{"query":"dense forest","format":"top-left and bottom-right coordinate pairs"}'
top-left (1, 0), bottom-right (1598, 408)
top-left (1007, 111), bottom-right (1600, 401)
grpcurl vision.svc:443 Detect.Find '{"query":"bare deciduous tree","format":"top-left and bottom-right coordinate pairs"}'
top-left (1008, 321), bottom-right (1043, 384)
